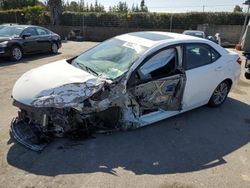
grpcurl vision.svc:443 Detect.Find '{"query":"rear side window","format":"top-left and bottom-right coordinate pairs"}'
top-left (211, 48), bottom-right (220, 62)
top-left (36, 27), bottom-right (49, 35)
top-left (185, 44), bottom-right (221, 70)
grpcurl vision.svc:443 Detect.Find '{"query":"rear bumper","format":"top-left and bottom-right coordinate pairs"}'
top-left (231, 66), bottom-right (241, 90)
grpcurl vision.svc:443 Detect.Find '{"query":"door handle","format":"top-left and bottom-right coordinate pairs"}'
top-left (215, 66), bottom-right (222, 71)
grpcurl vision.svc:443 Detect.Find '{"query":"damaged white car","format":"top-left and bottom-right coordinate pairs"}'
top-left (11, 32), bottom-right (241, 151)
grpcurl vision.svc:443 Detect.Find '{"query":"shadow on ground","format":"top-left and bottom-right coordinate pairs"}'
top-left (0, 52), bottom-right (61, 67)
top-left (7, 98), bottom-right (250, 176)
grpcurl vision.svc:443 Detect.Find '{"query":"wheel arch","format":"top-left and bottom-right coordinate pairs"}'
top-left (11, 43), bottom-right (24, 53)
top-left (208, 78), bottom-right (232, 107)
top-left (51, 40), bottom-right (59, 47)
top-left (223, 78), bottom-right (233, 91)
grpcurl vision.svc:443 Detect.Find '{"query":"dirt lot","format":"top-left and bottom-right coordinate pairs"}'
top-left (0, 41), bottom-right (249, 188)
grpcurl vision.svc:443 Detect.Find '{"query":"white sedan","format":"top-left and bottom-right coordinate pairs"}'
top-left (11, 31), bottom-right (241, 151)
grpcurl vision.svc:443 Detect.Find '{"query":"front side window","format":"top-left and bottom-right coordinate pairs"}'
top-left (185, 44), bottom-right (220, 70)
top-left (72, 38), bottom-right (148, 80)
top-left (138, 48), bottom-right (177, 80)
top-left (22, 28), bottom-right (38, 36)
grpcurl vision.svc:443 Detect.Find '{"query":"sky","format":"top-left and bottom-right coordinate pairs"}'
top-left (62, 0), bottom-right (248, 13)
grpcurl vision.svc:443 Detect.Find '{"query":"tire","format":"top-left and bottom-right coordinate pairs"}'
top-left (208, 81), bottom-right (230, 107)
top-left (51, 42), bottom-right (58, 54)
top-left (245, 72), bottom-right (250, 79)
top-left (10, 46), bottom-right (23, 61)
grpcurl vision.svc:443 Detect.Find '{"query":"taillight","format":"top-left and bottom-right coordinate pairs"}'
top-left (237, 58), bottom-right (242, 65)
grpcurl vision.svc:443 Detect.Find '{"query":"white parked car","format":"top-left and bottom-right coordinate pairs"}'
top-left (11, 32), bottom-right (241, 151)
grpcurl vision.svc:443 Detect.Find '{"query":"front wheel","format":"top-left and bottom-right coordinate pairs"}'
top-left (208, 81), bottom-right (230, 107)
top-left (10, 46), bottom-right (23, 61)
top-left (51, 42), bottom-right (58, 54)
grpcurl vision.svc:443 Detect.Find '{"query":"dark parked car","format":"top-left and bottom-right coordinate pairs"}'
top-left (0, 23), bottom-right (18, 30)
top-left (0, 25), bottom-right (61, 61)
top-left (0, 23), bottom-right (18, 29)
top-left (183, 30), bottom-right (205, 39)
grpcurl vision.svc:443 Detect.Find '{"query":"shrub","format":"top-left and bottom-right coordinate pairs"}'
top-left (0, 10), bottom-right (246, 29)
top-left (61, 12), bottom-right (246, 29)
top-left (25, 5), bottom-right (45, 25)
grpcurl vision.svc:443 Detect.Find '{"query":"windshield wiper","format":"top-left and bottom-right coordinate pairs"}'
top-left (75, 62), bottom-right (99, 77)
top-left (85, 66), bottom-right (99, 77)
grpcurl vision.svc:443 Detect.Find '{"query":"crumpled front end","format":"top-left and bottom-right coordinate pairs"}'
top-left (10, 60), bottom-right (118, 151)
top-left (11, 59), bottom-right (186, 151)
top-left (11, 101), bottom-right (95, 151)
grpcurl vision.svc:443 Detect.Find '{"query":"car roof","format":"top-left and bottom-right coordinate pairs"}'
top-left (0, 23), bottom-right (18, 26)
top-left (115, 31), bottom-right (206, 48)
top-left (3, 25), bottom-right (43, 29)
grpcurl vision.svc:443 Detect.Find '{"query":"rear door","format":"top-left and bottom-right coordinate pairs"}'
top-left (127, 46), bottom-right (186, 114)
top-left (35, 27), bottom-right (51, 52)
top-left (182, 43), bottom-right (223, 110)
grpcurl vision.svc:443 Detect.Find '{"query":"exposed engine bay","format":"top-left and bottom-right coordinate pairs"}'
top-left (11, 101), bottom-right (121, 151)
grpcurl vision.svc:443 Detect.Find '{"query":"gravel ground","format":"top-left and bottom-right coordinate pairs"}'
top-left (0, 41), bottom-right (249, 188)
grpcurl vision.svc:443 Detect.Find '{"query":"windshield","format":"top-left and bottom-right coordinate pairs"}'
top-left (72, 38), bottom-right (148, 80)
top-left (0, 26), bottom-right (24, 37)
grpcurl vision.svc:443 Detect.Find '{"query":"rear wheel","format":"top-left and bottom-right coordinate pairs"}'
top-left (51, 42), bottom-right (58, 54)
top-left (208, 81), bottom-right (230, 107)
top-left (10, 46), bottom-right (23, 61)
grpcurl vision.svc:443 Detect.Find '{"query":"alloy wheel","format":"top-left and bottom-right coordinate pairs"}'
top-left (12, 47), bottom-right (22, 61)
top-left (212, 82), bottom-right (229, 105)
top-left (52, 43), bottom-right (58, 54)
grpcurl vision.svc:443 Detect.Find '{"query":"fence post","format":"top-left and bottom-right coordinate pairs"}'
top-left (170, 14), bottom-right (173, 32)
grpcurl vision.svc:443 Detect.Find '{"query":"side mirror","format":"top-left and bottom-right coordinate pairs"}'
top-left (22, 33), bottom-right (31, 39)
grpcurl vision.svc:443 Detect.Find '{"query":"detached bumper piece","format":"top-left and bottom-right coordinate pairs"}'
top-left (10, 118), bottom-right (49, 151)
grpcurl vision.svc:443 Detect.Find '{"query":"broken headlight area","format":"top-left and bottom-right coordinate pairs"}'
top-left (11, 101), bottom-right (122, 151)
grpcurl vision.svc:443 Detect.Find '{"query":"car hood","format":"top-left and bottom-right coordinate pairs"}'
top-left (12, 59), bottom-right (106, 108)
top-left (0, 36), bottom-right (13, 42)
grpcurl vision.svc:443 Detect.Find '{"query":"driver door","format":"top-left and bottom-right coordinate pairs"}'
top-left (21, 27), bottom-right (39, 53)
top-left (128, 46), bottom-right (186, 116)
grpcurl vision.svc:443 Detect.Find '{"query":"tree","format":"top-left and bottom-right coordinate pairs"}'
top-left (140, 0), bottom-right (148, 12)
top-left (89, 3), bottom-right (94, 12)
top-left (66, 1), bottom-right (80, 12)
top-left (130, 1), bottom-right (148, 12)
top-left (233, 5), bottom-right (243, 13)
top-left (25, 5), bottom-right (44, 24)
top-left (94, 0), bottom-right (98, 11)
top-left (109, 1), bottom-right (128, 13)
top-left (86, 2), bottom-right (89, 11)
top-left (79, 0), bottom-right (85, 11)
top-left (47, 0), bottom-right (63, 25)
